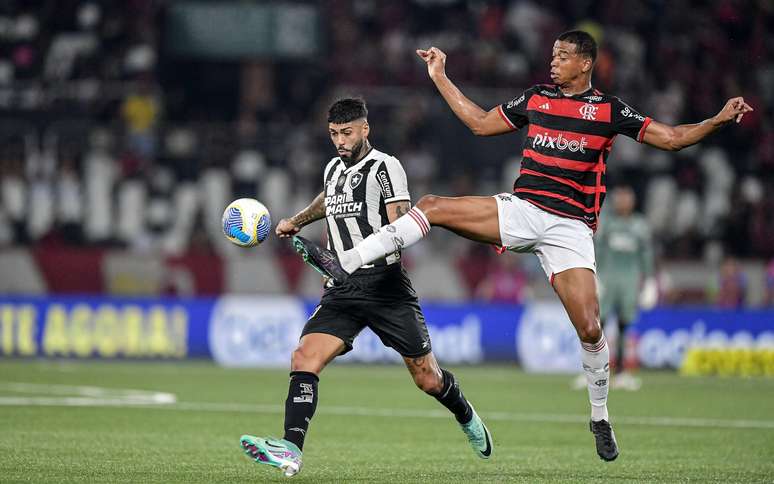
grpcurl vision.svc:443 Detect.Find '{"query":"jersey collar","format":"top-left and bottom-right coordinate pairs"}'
top-left (559, 85), bottom-right (596, 99)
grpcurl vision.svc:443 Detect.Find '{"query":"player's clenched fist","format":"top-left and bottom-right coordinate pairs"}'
top-left (416, 47), bottom-right (447, 79)
top-left (275, 218), bottom-right (300, 238)
top-left (712, 97), bottom-right (753, 125)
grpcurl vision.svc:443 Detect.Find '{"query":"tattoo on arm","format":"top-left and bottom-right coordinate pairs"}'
top-left (388, 201), bottom-right (411, 223)
top-left (290, 191), bottom-right (326, 228)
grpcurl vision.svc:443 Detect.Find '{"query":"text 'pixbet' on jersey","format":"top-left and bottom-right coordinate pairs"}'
top-left (325, 194), bottom-right (363, 217)
top-left (532, 132), bottom-right (589, 153)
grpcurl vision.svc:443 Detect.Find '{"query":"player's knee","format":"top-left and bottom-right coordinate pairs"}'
top-left (413, 371), bottom-right (443, 394)
top-left (290, 346), bottom-right (323, 374)
top-left (577, 319), bottom-right (602, 344)
top-left (416, 194), bottom-right (442, 221)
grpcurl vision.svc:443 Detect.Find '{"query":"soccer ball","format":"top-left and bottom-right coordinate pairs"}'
top-left (222, 198), bottom-right (272, 247)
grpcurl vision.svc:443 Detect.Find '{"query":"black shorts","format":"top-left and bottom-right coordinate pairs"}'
top-left (302, 264), bottom-right (431, 358)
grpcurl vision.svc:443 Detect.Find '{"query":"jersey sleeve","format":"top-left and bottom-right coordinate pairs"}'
top-left (376, 156), bottom-right (410, 203)
top-left (611, 97), bottom-right (652, 142)
top-left (498, 88), bottom-right (533, 130)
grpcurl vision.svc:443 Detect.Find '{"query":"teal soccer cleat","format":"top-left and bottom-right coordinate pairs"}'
top-left (240, 435), bottom-right (303, 477)
top-left (460, 404), bottom-right (493, 459)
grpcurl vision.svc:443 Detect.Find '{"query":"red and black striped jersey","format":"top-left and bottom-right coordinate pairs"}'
top-left (498, 84), bottom-right (651, 230)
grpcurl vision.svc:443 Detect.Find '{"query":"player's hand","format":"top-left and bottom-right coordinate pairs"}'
top-left (416, 47), bottom-right (447, 79)
top-left (275, 218), bottom-right (301, 238)
top-left (712, 97), bottom-right (753, 126)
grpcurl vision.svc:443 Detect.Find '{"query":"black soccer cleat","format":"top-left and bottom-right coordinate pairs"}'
top-left (590, 419), bottom-right (619, 461)
top-left (292, 235), bottom-right (350, 285)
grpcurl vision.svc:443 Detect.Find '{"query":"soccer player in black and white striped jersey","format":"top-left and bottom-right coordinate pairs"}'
top-left (239, 98), bottom-right (492, 477)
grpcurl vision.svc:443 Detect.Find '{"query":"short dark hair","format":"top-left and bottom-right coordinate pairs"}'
top-left (557, 30), bottom-right (597, 64)
top-left (328, 98), bottom-right (368, 124)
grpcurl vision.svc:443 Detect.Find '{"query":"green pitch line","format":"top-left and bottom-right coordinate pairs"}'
top-left (2, 393), bottom-right (774, 430)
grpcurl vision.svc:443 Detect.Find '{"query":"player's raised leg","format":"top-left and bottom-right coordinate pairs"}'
top-left (294, 195), bottom-right (501, 283)
top-left (404, 352), bottom-right (493, 459)
top-left (241, 333), bottom-right (345, 477)
top-left (552, 268), bottom-right (618, 461)
top-left (349, 195), bottom-right (502, 271)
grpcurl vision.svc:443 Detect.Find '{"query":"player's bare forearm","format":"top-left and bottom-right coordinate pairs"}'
top-left (430, 74), bottom-right (512, 136)
top-left (386, 200), bottom-right (411, 223)
top-left (643, 97), bottom-right (753, 151)
top-left (417, 47), bottom-right (511, 136)
top-left (643, 119), bottom-right (721, 151)
top-left (276, 191), bottom-right (326, 238)
top-left (431, 74), bottom-right (488, 132)
top-left (290, 191), bottom-right (326, 227)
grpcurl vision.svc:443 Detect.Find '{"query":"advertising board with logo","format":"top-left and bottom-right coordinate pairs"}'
top-left (631, 308), bottom-right (774, 369)
top-left (0, 296), bottom-right (211, 359)
top-left (2, 296), bottom-right (772, 372)
top-left (208, 296), bottom-right (307, 367)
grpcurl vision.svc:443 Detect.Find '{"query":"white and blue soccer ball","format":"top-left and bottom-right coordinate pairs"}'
top-left (222, 198), bottom-right (271, 247)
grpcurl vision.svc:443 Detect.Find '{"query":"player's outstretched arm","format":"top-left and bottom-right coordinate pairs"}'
top-left (416, 47), bottom-right (512, 137)
top-left (276, 191), bottom-right (326, 238)
top-left (642, 97), bottom-right (753, 151)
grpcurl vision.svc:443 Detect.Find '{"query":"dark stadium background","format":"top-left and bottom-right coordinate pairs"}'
top-left (0, 2), bottom-right (772, 482)
top-left (0, 0), bottom-right (771, 304)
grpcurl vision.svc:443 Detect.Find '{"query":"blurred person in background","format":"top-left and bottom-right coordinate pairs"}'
top-left (292, 30), bottom-right (753, 463)
top-left (240, 98), bottom-right (492, 478)
top-left (593, 186), bottom-right (655, 391)
top-left (766, 259), bottom-right (774, 307)
top-left (712, 256), bottom-right (747, 308)
top-left (475, 253), bottom-right (529, 304)
top-left (121, 81), bottom-right (159, 162)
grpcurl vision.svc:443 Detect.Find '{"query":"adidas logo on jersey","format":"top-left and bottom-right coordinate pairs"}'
top-left (539, 103), bottom-right (550, 110)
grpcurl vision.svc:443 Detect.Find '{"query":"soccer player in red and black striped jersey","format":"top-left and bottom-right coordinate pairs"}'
top-left (291, 30), bottom-right (753, 462)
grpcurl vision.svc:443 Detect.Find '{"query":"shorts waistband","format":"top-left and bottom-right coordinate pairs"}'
top-left (350, 263), bottom-right (402, 276)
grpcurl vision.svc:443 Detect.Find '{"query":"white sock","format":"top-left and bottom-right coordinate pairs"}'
top-left (340, 207), bottom-right (431, 274)
top-left (581, 334), bottom-right (610, 422)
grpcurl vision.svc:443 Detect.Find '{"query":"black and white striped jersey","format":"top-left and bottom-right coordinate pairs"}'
top-left (322, 147), bottom-right (410, 267)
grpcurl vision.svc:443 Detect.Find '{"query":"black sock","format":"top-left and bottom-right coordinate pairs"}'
top-left (282, 371), bottom-right (319, 451)
top-left (433, 369), bottom-right (473, 424)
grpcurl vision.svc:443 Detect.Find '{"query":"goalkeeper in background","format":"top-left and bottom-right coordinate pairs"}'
top-left (594, 185), bottom-right (655, 390)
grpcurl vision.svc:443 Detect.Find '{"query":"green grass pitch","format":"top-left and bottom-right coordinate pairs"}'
top-left (1, 360), bottom-right (773, 483)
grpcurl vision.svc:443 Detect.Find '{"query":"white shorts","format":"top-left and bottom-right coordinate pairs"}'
top-left (494, 193), bottom-right (596, 283)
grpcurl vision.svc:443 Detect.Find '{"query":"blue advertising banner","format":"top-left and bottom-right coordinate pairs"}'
top-left (0, 295), bottom-right (526, 365)
top-left (631, 308), bottom-right (774, 369)
top-left (206, 297), bottom-right (523, 366)
top-left (1, 296), bottom-right (772, 371)
top-left (329, 302), bottom-right (523, 365)
top-left (0, 296), bottom-right (215, 359)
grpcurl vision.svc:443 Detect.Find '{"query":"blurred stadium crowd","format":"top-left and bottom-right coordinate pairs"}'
top-left (0, 0), bottom-right (772, 305)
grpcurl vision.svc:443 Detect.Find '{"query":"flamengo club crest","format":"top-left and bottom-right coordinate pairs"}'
top-left (579, 103), bottom-right (598, 120)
